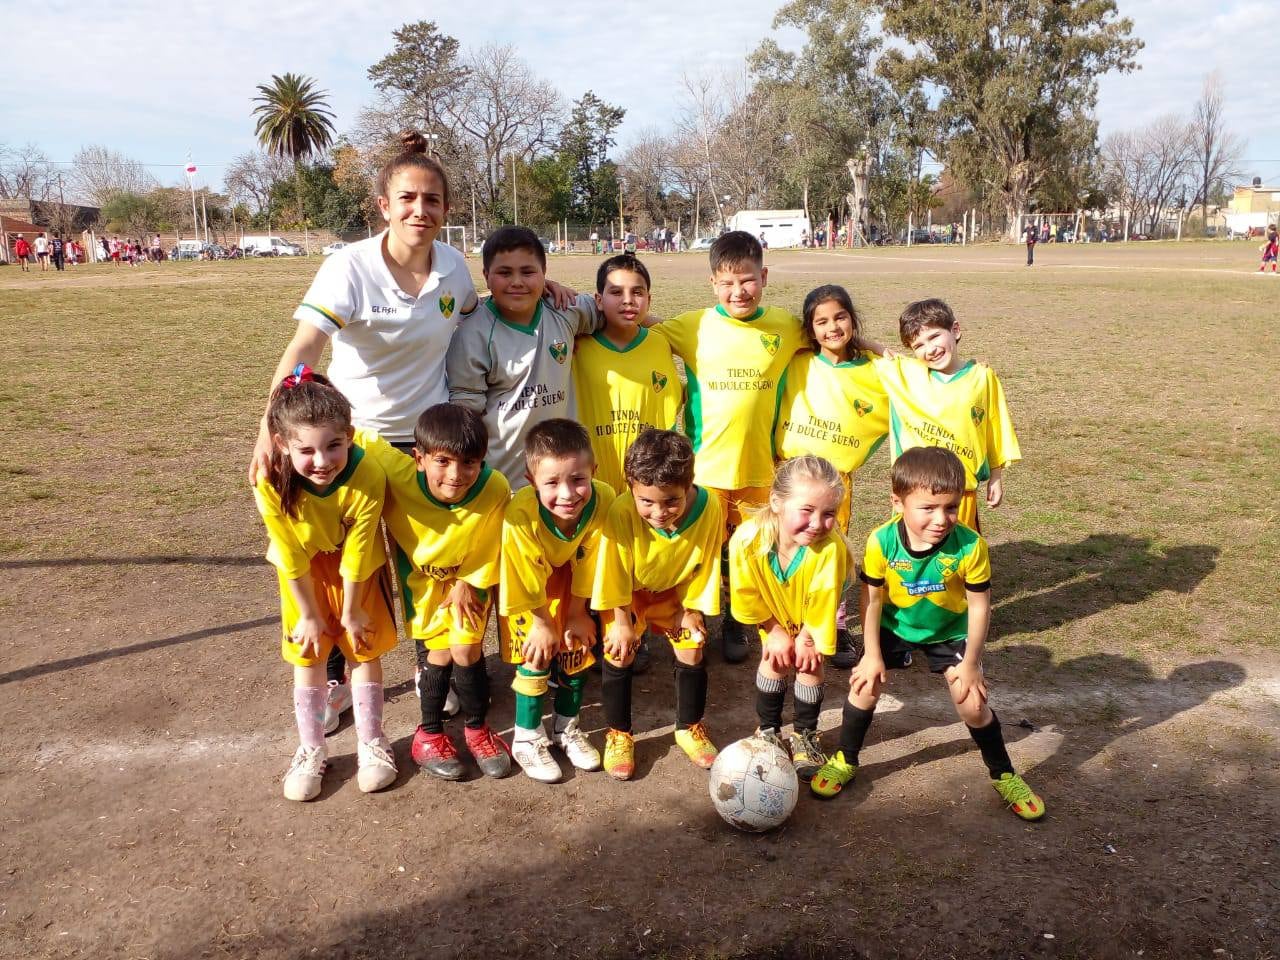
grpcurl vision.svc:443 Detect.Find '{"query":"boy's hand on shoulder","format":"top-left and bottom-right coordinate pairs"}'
top-left (946, 661), bottom-right (987, 706)
top-left (850, 655), bottom-right (886, 696)
top-left (543, 278), bottom-right (578, 309)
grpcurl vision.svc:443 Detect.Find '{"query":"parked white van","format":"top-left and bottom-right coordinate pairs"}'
top-left (241, 235), bottom-right (302, 257)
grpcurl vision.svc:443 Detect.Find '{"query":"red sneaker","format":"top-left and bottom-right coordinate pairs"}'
top-left (411, 726), bottom-right (464, 781)
top-left (464, 724), bottom-right (512, 779)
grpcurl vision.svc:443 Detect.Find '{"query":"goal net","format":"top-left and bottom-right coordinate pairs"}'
top-left (441, 225), bottom-right (468, 255)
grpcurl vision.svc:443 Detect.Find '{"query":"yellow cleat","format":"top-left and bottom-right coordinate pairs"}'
top-left (810, 750), bottom-right (857, 799)
top-left (992, 773), bottom-right (1046, 821)
top-left (603, 729), bottom-right (635, 781)
top-left (674, 722), bottom-right (718, 769)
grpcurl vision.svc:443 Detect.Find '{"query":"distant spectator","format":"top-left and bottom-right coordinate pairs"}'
top-left (14, 235), bottom-right (31, 272)
top-left (51, 235), bottom-right (65, 271)
top-left (34, 232), bottom-right (49, 271)
top-left (1023, 222), bottom-right (1037, 266)
top-left (151, 233), bottom-right (163, 262)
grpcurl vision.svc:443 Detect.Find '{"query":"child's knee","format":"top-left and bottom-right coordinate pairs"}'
top-left (450, 644), bottom-right (482, 666)
top-left (674, 645), bottom-right (703, 667)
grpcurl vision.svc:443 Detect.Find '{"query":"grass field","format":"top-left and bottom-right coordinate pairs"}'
top-left (1, 241), bottom-right (1278, 959)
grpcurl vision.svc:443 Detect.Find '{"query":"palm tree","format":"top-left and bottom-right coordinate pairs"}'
top-left (251, 73), bottom-right (336, 253)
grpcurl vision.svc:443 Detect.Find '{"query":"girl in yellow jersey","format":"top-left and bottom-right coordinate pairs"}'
top-left (773, 285), bottom-right (889, 666)
top-left (729, 456), bottom-right (850, 782)
top-left (253, 367), bottom-right (398, 802)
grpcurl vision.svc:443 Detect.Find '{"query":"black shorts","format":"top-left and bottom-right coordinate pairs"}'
top-left (880, 628), bottom-right (966, 674)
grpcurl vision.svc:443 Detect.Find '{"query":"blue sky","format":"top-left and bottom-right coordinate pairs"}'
top-left (2, 0), bottom-right (1276, 197)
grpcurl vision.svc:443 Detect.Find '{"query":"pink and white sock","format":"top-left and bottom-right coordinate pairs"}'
top-left (353, 682), bottom-right (385, 743)
top-left (293, 686), bottom-right (327, 749)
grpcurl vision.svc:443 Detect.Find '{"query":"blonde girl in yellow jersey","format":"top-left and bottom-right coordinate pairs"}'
top-left (729, 456), bottom-right (850, 782)
top-left (773, 284), bottom-right (889, 667)
top-left (254, 367), bottom-right (399, 802)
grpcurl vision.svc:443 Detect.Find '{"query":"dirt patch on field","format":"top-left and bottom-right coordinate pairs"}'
top-left (1, 555), bottom-right (1276, 960)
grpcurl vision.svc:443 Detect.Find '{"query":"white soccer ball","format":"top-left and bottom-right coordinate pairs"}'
top-left (708, 736), bottom-right (799, 832)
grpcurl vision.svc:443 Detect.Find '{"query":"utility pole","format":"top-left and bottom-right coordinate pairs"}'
top-left (511, 154), bottom-right (519, 225)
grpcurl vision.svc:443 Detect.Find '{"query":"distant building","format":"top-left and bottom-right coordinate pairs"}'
top-left (0, 198), bottom-right (100, 233)
top-left (1224, 180), bottom-right (1280, 235)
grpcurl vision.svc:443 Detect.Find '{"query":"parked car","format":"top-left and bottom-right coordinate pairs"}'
top-left (690, 237), bottom-right (715, 250)
top-left (242, 235), bottom-right (303, 257)
top-left (322, 241), bottom-right (348, 256)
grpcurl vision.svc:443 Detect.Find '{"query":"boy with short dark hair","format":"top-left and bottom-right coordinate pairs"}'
top-left (812, 446), bottom-right (1045, 820)
top-left (591, 429), bottom-right (724, 779)
top-left (500, 418), bottom-right (615, 783)
top-left (873, 298), bottom-right (1020, 533)
top-left (656, 231), bottom-right (810, 663)
top-left (446, 226), bottom-right (604, 488)
top-left (572, 254), bottom-right (682, 494)
top-left (356, 403), bottom-right (512, 781)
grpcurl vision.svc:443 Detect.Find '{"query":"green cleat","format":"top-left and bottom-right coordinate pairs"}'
top-left (992, 772), bottom-right (1046, 821)
top-left (810, 750), bottom-right (856, 799)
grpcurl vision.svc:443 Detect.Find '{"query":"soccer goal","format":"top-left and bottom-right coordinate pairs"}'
top-left (441, 225), bottom-right (468, 255)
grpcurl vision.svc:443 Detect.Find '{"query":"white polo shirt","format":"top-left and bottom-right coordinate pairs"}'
top-left (294, 232), bottom-right (476, 444)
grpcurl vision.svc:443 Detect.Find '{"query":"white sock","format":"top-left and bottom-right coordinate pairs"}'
top-left (553, 713), bottom-right (576, 735)
top-left (513, 724), bottom-right (544, 743)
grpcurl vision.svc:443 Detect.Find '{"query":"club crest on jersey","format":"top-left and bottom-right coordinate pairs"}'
top-left (760, 333), bottom-right (781, 356)
top-left (938, 555), bottom-right (959, 578)
top-left (651, 371), bottom-right (668, 392)
top-left (970, 405), bottom-right (986, 426)
top-left (439, 294), bottom-right (456, 318)
top-left (549, 340), bottom-right (569, 364)
top-left (853, 398), bottom-right (874, 417)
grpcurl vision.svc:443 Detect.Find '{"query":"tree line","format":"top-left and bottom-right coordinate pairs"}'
top-left (0, 2), bottom-right (1253, 243)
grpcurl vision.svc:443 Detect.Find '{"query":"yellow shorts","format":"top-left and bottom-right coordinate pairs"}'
top-left (601, 589), bottom-right (707, 656)
top-left (414, 584), bottom-right (493, 651)
top-left (959, 490), bottom-right (980, 533)
top-left (498, 564), bottom-right (595, 675)
top-left (837, 471), bottom-right (854, 535)
top-left (705, 485), bottom-right (771, 542)
top-left (278, 550), bottom-right (398, 667)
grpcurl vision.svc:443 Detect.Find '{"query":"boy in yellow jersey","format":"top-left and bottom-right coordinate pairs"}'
top-left (657, 231), bottom-right (803, 664)
top-left (356, 403), bottom-right (513, 781)
top-left (813, 447), bottom-right (1045, 820)
top-left (572, 254), bottom-right (681, 494)
top-left (591, 429), bottom-right (723, 779)
top-left (573, 253), bottom-right (682, 675)
top-left (500, 419), bottom-right (615, 783)
top-left (873, 299), bottom-right (1020, 532)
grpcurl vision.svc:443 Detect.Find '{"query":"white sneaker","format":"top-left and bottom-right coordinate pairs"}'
top-left (511, 732), bottom-right (562, 783)
top-left (356, 736), bottom-right (398, 793)
top-left (555, 718), bottom-right (601, 771)
top-left (323, 680), bottom-right (352, 735)
top-left (283, 744), bottom-right (327, 802)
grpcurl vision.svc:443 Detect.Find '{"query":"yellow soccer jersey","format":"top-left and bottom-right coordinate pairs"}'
top-left (572, 327), bottom-right (682, 492)
top-left (500, 480), bottom-right (616, 617)
top-left (728, 516), bottom-right (848, 656)
top-left (592, 485), bottom-right (723, 615)
top-left (873, 356), bottom-right (1021, 491)
top-left (773, 350), bottom-right (889, 473)
top-left (860, 516), bottom-right (991, 645)
top-left (357, 430), bottom-right (510, 639)
top-left (659, 305), bottom-right (802, 489)
top-left (253, 444), bottom-right (387, 582)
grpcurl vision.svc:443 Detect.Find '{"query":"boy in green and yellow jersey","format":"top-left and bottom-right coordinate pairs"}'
top-left (811, 446), bottom-right (1045, 821)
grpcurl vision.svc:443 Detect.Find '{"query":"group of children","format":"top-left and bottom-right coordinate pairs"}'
top-left (254, 225), bottom-right (1046, 823)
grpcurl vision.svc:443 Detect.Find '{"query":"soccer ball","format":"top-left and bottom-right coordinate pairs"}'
top-left (708, 736), bottom-right (799, 832)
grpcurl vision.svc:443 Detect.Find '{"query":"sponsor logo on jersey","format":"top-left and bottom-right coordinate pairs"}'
top-left (651, 371), bottom-right (668, 392)
top-left (549, 339), bottom-right (569, 364)
top-left (970, 405), bottom-right (986, 426)
top-left (904, 579), bottom-right (947, 596)
top-left (439, 294), bottom-right (456, 318)
top-left (760, 333), bottom-right (781, 356)
top-left (889, 559), bottom-right (914, 571)
top-left (370, 305), bottom-right (400, 315)
top-left (853, 398), bottom-right (875, 417)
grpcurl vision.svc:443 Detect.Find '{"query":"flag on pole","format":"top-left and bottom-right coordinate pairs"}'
top-left (185, 162), bottom-right (197, 178)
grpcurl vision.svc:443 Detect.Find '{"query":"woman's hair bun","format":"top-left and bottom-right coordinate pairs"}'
top-left (400, 129), bottom-right (428, 154)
